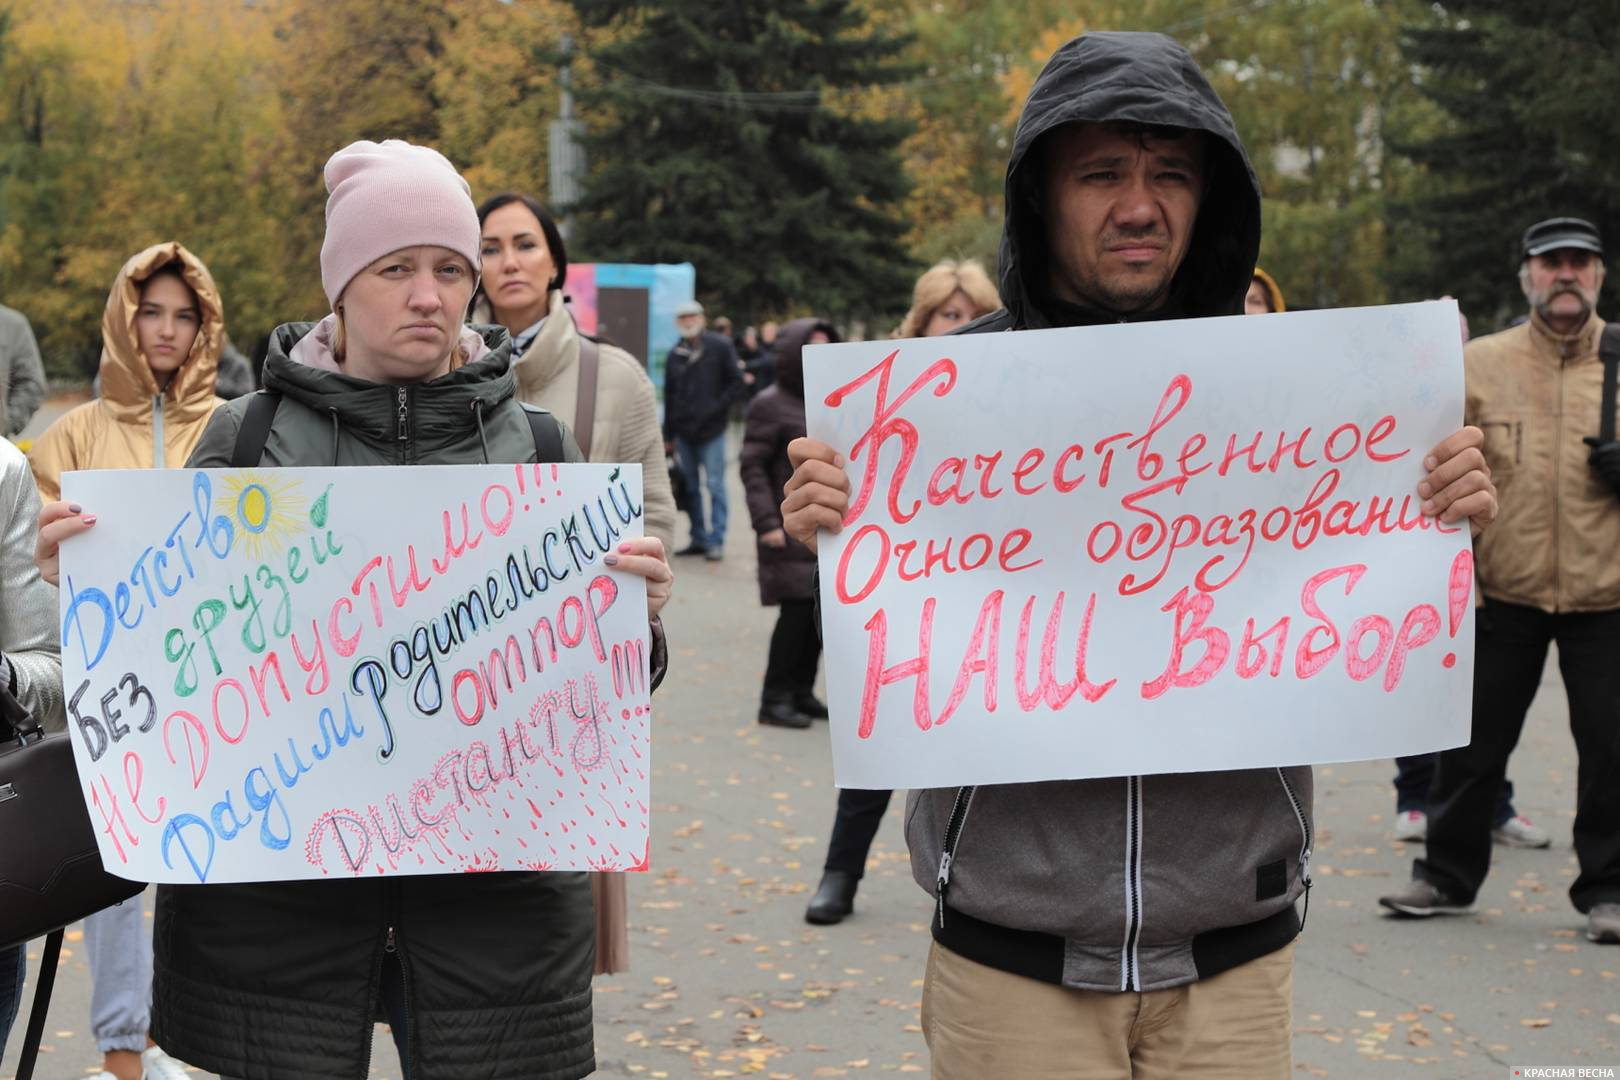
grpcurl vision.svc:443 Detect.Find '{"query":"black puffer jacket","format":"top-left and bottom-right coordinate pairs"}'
top-left (740, 318), bottom-right (837, 605)
top-left (151, 320), bottom-right (662, 1080)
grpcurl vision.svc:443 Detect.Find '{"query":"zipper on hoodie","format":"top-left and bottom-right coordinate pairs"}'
top-left (396, 386), bottom-right (410, 464)
top-left (382, 925), bottom-right (415, 1076)
top-left (935, 786), bottom-right (977, 928)
top-left (151, 395), bottom-right (165, 469)
top-left (1119, 775), bottom-right (1144, 991)
top-left (380, 878), bottom-right (414, 1077)
top-left (1276, 767), bottom-right (1313, 931)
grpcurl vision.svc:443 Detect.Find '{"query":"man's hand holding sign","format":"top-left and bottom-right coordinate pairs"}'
top-left (784, 303), bottom-right (1497, 790)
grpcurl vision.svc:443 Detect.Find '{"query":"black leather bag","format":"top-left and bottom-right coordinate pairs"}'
top-left (669, 454), bottom-right (691, 514)
top-left (0, 683), bottom-right (145, 1078)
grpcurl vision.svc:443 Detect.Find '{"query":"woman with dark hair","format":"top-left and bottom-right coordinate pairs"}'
top-left (474, 192), bottom-right (675, 976)
top-left (475, 192), bottom-right (674, 551)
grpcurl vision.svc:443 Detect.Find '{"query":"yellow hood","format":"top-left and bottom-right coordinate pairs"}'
top-left (1251, 266), bottom-right (1286, 313)
top-left (98, 241), bottom-right (225, 424)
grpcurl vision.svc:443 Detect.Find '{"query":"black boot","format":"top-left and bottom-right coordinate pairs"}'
top-left (805, 870), bottom-right (860, 925)
top-left (793, 689), bottom-right (829, 719)
top-left (759, 691), bottom-right (813, 729)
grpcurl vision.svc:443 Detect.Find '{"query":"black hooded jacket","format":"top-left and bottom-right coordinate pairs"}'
top-left (973, 30), bottom-right (1261, 333)
top-left (907, 33), bottom-right (1313, 997)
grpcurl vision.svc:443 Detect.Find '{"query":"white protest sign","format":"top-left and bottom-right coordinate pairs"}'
top-left (804, 301), bottom-right (1474, 789)
top-left (58, 463), bottom-right (651, 883)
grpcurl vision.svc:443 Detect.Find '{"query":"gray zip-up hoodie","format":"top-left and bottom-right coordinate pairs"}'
top-left (906, 30), bottom-right (1312, 994)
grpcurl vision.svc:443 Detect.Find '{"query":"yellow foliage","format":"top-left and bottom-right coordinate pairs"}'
top-left (0, 0), bottom-right (572, 377)
top-left (998, 18), bottom-right (1091, 130)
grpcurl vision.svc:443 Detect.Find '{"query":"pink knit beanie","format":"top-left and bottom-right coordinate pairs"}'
top-left (319, 140), bottom-right (482, 308)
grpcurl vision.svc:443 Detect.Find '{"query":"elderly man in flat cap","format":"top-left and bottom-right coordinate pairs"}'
top-left (1382, 217), bottom-right (1620, 945)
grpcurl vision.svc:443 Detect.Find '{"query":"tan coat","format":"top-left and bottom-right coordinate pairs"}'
top-left (506, 290), bottom-right (676, 551)
top-left (30, 242), bottom-right (224, 500)
top-left (1466, 311), bottom-right (1619, 613)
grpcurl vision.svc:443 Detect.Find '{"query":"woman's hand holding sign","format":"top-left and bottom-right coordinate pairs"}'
top-left (35, 499), bottom-right (97, 587)
top-left (783, 438), bottom-right (850, 554)
top-left (604, 536), bottom-right (675, 618)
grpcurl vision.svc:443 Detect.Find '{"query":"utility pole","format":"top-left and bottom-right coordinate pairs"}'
top-left (549, 33), bottom-right (586, 239)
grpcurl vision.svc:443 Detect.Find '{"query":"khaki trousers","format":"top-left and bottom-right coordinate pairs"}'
top-left (921, 940), bottom-right (1294, 1079)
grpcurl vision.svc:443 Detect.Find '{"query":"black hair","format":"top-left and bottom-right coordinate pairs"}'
top-left (475, 191), bottom-right (568, 299)
top-left (139, 260), bottom-right (200, 310)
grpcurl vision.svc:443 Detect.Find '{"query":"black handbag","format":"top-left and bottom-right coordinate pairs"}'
top-left (669, 454), bottom-right (691, 514)
top-left (0, 683), bottom-right (146, 1078)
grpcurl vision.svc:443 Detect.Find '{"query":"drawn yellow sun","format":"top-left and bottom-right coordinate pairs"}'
top-left (216, 472), bottom-right (308, 561)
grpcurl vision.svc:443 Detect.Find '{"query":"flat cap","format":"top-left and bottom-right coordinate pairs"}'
top-left (1522, 217), bottom-right (1604, 260)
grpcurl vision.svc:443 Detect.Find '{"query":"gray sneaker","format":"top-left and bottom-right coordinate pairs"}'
top-left (1379, 879), bottom-right (1476, 917)
top-left (1588, 902), bottom-right (1620, 944)
top-left (1492, 814), bottom-right (1552, 849)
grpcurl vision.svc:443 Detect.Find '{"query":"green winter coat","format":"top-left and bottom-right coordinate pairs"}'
top-left (187, 319), bottom-right (579, 468)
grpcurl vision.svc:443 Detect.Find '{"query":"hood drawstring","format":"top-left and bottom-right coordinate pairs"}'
top-left (471, 399), bottom-right (492, 464)
top-left (328, 408), bottom-right (340, 466)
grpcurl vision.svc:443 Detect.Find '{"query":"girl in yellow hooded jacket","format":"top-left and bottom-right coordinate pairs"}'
top-left (30, 242), bottom-right (225, 502)
top-left (27, 241), bottom-right (221, 1080)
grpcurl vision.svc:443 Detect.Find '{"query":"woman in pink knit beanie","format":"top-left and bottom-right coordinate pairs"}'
top-left (36, 139), bottom-right (674, 1080)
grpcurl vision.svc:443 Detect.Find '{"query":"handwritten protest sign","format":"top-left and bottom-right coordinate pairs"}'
top-left (805, 302), bottom-right (1474, 789)
top-left (57, 464), bottom-right (651, 883)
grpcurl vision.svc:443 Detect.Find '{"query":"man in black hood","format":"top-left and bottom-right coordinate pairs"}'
top-left (781, 31), bottom-right (1498, 1076)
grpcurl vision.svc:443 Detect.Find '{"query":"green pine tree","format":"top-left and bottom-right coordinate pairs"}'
top-left (1387, 0), bottom-right (1620, 331)
top-left (568, 0), bottom-right (917, 325)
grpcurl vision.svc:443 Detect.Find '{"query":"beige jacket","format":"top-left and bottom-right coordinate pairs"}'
top-left (30, 242), bottom-right (225, 501)
top-left (1467, 311), bottom-right (1619, 612)
top-left (504, 291), bottom-right (676, 551)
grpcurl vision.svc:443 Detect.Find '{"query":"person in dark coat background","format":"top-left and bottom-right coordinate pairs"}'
top-left (739, 317), bottom-right (837, 729)
top-left (663, 301), bottom-right (742, 560)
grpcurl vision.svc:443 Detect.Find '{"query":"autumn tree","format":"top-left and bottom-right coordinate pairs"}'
top-left (0, 0), bottom-right (576, 376)
top-left (1387, 0), bottom-right (1620, 330)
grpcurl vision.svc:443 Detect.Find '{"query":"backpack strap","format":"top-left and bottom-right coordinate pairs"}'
top-left (522, 403), bottom-right (568, 463)
top-left (574, 336), bottom-right (601, 459)
top-left (231, 390), bottom-right (281, 467)
top-left (15, 928), bottom-right (64, 1080)
top-left (1599, 325), bottom-right (1620, 443)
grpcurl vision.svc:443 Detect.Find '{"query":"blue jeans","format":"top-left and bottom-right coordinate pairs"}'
top-left (0, 943), bottom-right (23, 1059)
top-left (1395, 753), bottom-right (1515, 829)
top-left (675, 433), bottom-right (728, 550)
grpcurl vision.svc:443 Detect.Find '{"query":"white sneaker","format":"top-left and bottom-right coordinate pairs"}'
top-left (1393, 810), bottom-right (1427, 841)
top-left (141, 1046), bottom-right (193, 1080)
top-left (1493, 814), bottom-right (1552, 849)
